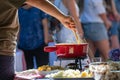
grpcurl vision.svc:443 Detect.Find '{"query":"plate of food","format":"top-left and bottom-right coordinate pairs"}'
top-left (37, 65), bottom-right (64, 76)
top-left (89, 61), bottom-right (120, 80)
top-left (15, 69), bottom-right (43, 79)
top-left (45, 69), bottom-right (93, 79)
top-left (89, 62), bottom-right (109, 73)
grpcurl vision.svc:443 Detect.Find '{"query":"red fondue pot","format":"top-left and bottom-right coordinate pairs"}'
top-left (44, 43), bottom-right (88, 58)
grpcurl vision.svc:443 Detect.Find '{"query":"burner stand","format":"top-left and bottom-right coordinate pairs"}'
top-left (57, 56), bottom-right (87, 70)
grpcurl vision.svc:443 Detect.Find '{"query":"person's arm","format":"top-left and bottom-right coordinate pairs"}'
top-left (63, 0), bottom-right (84, 37)
top-left (99, 14), bottom-right (111, 30)
top-left (93, 0), bottom-right (111, 30)
top-left (25, 0), bottom-right (75, 30)
top-left (42, 18), bottom-right (49, 45)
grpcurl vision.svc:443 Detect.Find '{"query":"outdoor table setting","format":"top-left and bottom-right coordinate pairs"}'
top-left (14, 65), bottom-right (94, 80)
top-left (14, 31), bottom-right (120, 80)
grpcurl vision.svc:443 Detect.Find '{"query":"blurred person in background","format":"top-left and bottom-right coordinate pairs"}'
top-left (105, 0), bottom-right (120, 50)
top-left (76, 0), bottom-right (95, 60)
top-left (18, 4), bottom-right (49, 69)
top-left (107, 0), bottom-right (120, 61)
top-left (80, 0), bottom-right (111, 61)
top-left (114, 0), bottom-right (120, 47)
top-left (0, 0), bottom-right (76, 79)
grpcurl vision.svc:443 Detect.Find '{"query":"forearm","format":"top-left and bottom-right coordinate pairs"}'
top-left (99, 13), bottom-right (111, 30)
top-left (99, 13), bottom-right (108, 23)
top-left (65, 0), bottom-right (79, 22)
top-left (26, 0), bottom-right (66, 21)
top-left (25, 0), bottom-right (76, 31)
top-left (64, 0), bottom-right (83, 34)
top-left (111, 0), bottom-right (118, 15)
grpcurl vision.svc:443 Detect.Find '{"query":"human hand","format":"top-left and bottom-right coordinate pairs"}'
top-left (118, 14), bottom-right (120, 21)
top-left (104, 19), bottom-right (112, 30)
top-left (117, 14), bottom-right (120, 22)
top-left (114, 12), bottom-right (120, 22)
top-left (60, 15), bottom-right (76, 30)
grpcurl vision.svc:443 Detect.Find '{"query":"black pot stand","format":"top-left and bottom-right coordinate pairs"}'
top-left (57, 56), bottom-right (87, 70)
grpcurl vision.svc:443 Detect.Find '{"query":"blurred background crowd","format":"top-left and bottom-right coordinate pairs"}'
top-left (15, 0), bottom-right (120, 72)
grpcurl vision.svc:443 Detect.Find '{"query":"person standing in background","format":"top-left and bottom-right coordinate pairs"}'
top-left (105, 0), bottom-right (120, 50)
top-left (0, 0), bottom-right (76, 79)
top-left (18, 4), bottom-right (49, 69)
top-left (80, 0), bottom-right (111, 61)
top-left (114, 0), bottom-right (120, 47)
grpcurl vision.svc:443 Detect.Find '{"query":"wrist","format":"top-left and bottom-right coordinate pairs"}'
top-left (56, 13), bottom-right (67, 22)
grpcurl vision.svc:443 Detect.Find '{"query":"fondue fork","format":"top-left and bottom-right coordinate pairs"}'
top-left (72, 30), bottom-right (83, 44)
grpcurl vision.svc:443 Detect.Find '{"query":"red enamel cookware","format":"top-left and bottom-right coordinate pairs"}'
top-left (44, 43), bottom-right (88, 58)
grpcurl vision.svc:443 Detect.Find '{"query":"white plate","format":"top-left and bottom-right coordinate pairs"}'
top-left (39, 70), bottom-right (60, 76)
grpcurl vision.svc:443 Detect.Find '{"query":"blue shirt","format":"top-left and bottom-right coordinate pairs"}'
top-left (18, 7), bottom-right (47, 50)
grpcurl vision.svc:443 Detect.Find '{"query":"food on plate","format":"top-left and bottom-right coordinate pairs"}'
top-left (80, 71), bottom-right (88, 78)
top-left (104, 71), bottom-right (120, 80)
top-left (45, 69), bottom-right (93, 78)
top-left (89, 61), bottom-right (120, 80)
top-left (103, 61), bottom-right (120, 80)
top-left (38, 65), bottom-right (64, 71)
top-left (89, 62), bottom-right (109, 73)
top-left (15, 69), bottom-right (42, 79)
top-left (38, 65), bottom-right (51, 71)
top-left (108, 61), bottom-right (120, 71)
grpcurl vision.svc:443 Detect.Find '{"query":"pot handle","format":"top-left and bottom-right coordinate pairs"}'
top-left (44, 46), bottom-right (57, 52)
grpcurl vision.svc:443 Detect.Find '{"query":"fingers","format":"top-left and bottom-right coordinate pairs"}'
top-left (61, 15), bottom-right (76, 30)
top-left (68, 16), bottom-right (76, 29)
top-left (64, 17), bottom-right (75, 29)
top-left (64, 22), bottom-right (75, 30)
